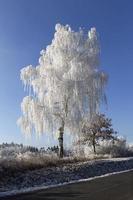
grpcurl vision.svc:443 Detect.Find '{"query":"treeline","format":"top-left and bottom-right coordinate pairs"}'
top-left (0, 142), bottom-right (59, 154)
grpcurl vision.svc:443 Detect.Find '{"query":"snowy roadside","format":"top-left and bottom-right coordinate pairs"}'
top-left (0, 157), bottom-right (133, 198)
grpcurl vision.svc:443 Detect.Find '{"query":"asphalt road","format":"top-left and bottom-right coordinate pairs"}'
top-left (3, 170), bottom-right (133, 200)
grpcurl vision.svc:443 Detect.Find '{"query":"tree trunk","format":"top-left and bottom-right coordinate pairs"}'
top-left (93, 142), bottom-right (96, 154)
top-left (58, 125), bottom-right (64, 158)
top-left (92, 134), bottom-right (96, 154)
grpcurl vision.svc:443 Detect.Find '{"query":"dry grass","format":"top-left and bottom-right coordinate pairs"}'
top-left (0, 151), bottom-right (109, 178)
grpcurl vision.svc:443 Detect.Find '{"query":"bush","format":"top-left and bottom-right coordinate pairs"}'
top-left (97, 139), bottom-right (133, 157)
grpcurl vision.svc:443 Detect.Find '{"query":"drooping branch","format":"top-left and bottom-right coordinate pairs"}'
top-left (17, 24), bottom-right (107, 147)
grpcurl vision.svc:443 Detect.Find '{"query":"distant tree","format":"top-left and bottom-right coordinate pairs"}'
top-left (81, 114), bottom-right (117, 153)
top-left (46, 146), bottom-right (59, 154)
top-left (17, 24), bottom-right (107, 157)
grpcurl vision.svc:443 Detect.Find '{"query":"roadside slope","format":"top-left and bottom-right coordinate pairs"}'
top-left (3, 170), bottom-right (133, 200)
top-left (0, 157), bottom-right (133, 198)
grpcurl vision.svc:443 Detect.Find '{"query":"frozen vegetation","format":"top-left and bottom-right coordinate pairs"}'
top-left (0, 141), bottom-right (133, 174)
top-left (0, 142), bottom-right (133, 197)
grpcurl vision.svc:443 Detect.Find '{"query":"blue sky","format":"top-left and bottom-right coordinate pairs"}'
top-left (0, 0), bottom-right (133, 147)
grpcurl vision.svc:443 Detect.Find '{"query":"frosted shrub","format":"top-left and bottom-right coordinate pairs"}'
top-left (111, 139), bottom-right (129, 157)
top-left (97, 138), bottom-right (133, 157)
top-left (72, 144), bottom-right (85, 158)
top-left (96, 140), bottom-right (114, 155)
top-left (84, 145), bottom-right (95, 157)
top-left (72, 143), bottom-right (95, 158)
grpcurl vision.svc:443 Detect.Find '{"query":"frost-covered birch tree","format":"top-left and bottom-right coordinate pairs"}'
top-left (17, 24), bottom-right (107, 157)
top-left (81, 114), bottom-right (117, 154)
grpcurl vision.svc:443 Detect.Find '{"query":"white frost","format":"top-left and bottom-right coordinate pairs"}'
top-left (17, 24), bottom-right (107, 137)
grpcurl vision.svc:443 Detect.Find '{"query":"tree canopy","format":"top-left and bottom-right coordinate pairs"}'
top-left (81, 114), bottom-right (117, 153)
top-left (17, 24), bottom-right (107, 140)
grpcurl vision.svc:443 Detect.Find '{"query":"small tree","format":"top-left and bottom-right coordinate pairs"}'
top-left (81, 114), bottom-right (117, 153)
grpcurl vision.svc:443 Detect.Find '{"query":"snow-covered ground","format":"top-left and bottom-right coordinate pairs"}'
top-left (0, 157), bottom-right (133, 198)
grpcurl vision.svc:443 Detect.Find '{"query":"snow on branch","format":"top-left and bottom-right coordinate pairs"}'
top-left (17, 24), bottom-right (108, 137)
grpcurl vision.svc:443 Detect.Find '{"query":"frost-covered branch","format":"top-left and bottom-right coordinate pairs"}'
top-left (17, 24), bottom-right (107, 141)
